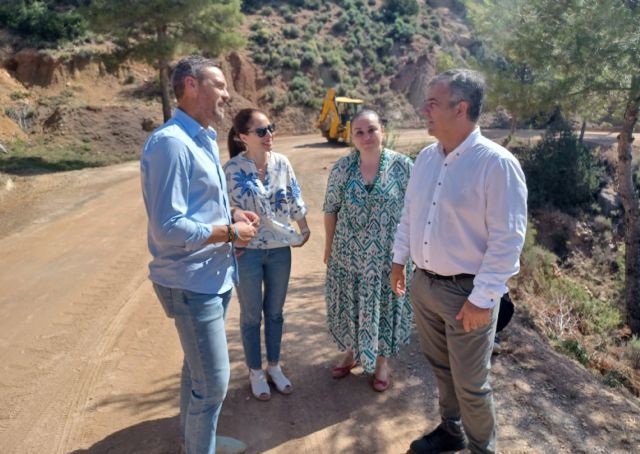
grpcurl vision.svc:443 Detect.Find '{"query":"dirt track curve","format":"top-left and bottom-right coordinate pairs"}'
top-left (0, 130), bottom-right (638, 454)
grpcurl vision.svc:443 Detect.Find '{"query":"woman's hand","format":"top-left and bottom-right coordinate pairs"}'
top-left (323, 245), bottom-right (332, 264)
top-left (233, 208), bottom-right (260, 226)
top-left (293, 228), bottom-right (310, 248)
top-left (234, 221), bottom-right (257, 242)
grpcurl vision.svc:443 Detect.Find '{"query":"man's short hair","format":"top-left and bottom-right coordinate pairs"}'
top-left (429, 69), bottom-right (486, 122)
top-left (171, 55), bottom-right (219, 101)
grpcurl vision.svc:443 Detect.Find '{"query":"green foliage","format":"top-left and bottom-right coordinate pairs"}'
top-left (518, 117), bottom-right (601, 212)
top-left (626, 335), bottom-right (640, 369)
top-left (88, 0), bottom-right (245, 65)
top-left (0, 0), bottom-right (87, 47)
top-left (468, 0), bottom-right (640, 125)
top-left (283, 25), bottom-right (301, 39)
top-left (10, 91), bottom-right (30, 101)
top-left (558, 339), bottom-right (589, 366)
top-left (0, 139), bottom-right (130, 174)
top-left (382, 0), bottom-right (419, 20)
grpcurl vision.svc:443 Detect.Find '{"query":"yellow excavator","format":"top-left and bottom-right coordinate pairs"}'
top-left (316, 88), bottom-right (364, 143)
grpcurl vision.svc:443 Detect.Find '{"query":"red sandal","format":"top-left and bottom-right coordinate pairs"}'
top-left (372, 374), bottom-right (392, 392)
top-left (331, 361), bottom-right (357, 379)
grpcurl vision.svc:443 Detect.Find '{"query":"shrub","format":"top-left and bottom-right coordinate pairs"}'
top-left (0, 0), bottom-right (87, 47)
top-left (626, 336), bottom-right (640, 369)
top-left (300, 51), bottom-right (319, 68)
top-left (387, 17), bottom-right (416, 43)
top-left (558, 339), bottom-right (589, 366)
top-left (283, 25), bottom-right (301, 39)
top-left (519, 117), bottom-right (602, 213)
top-left (382, 0), bottom-right (419, 20)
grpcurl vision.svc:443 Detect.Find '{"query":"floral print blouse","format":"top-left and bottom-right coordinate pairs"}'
top-left (224, 151), bottom-right (307, 249)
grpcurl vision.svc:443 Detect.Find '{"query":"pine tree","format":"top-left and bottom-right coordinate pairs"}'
top-left (87, 0), bottom-right (244, 122)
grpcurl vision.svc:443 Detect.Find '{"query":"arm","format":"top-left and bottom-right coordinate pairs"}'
top-left (294, 217), bottom-right (310, 247)
top-left (390, 262), bottom-right (406, 296)
top-left (142, 137), bottom-right (215, 250)
top-left (456, 157), bottom-right (527, 332)
top-left (468, 157), bottom-right (528, 309)
top-left (323, 213), bottom-right (336, 264)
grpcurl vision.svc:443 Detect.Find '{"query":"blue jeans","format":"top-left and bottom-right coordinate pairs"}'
top-left (236, 247), bottom-right (291, 369)
top-left (153, 283), bottom-right (232, 454)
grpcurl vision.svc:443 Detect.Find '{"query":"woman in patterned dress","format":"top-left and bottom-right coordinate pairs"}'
top-left (323, 109), bottom-right (413, 391)
top-left (224, 108), bottom-right (310, 401)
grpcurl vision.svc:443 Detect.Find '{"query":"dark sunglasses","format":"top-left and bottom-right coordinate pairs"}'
top-left (249, 123), bottom-right (276, 138)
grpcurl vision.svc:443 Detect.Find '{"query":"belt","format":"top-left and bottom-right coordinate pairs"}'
top-left (419, 268), bottom-right (475, 282)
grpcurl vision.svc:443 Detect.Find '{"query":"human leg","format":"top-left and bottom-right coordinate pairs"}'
top-left (410, 272), bottom-right (461, 422)
top-left (153, 283), bottom-right (231, 454)
top-left (263, 247), bottom-right (293, 393)
top-left (236, 249), bottom-right (266, 370)
top-left (372, 355), bottom-right (392, 392)
top-left (446, 281), bottom-right (499, 453)
top-left (262, 247), bottom-right (291, 365)
top-left (412, 273), bottom-right (499, 454)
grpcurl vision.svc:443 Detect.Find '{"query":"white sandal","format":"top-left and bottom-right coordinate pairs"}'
top-left (267, 364), bottom-right (293, 395)
top-left (249, 369), bottom-right (271, 401)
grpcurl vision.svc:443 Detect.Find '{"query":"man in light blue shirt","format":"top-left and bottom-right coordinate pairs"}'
top-left (141, 55), bottom-right (258, 454)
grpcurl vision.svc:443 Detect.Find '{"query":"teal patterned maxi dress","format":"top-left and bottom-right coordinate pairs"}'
top-left (323, 148), bottom-right (414, 373)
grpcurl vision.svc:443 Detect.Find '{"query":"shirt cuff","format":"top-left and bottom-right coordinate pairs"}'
top-left (467, 286), bottom-right (501, 309)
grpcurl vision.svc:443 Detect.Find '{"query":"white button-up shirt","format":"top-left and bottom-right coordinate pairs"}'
top-left (392, 128), bottom-right (528, 308)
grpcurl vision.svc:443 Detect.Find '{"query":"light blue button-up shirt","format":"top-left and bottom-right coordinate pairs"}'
top-left (141, 108), bottom-right (237, 294)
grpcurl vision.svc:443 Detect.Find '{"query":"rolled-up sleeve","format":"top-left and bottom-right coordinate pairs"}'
top-left (142, 136), bottom-right (212, 251)
top-left (468, 157), bottom-right (528, 308)
top-left (285, 158), bottom-right (308, 220)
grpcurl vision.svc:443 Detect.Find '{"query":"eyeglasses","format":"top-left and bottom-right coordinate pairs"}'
top-left (249, 123), bottom-right (276, 138)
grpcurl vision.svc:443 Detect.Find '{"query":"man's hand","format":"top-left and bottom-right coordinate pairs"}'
top-left (390, 263), bottom-right (406, 296)
top-left (455, 299), bottom-right (491, 332)
top-left (233, 208), bottom-right (260, 226)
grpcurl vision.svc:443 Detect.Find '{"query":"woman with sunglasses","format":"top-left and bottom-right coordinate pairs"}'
top-left (224, 108), bottom-right (310, 401)
top-left (323, 109), bottom-right (413, 392)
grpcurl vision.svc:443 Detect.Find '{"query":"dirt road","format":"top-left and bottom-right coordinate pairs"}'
top-left (0, 131), bottom-right (638, 454)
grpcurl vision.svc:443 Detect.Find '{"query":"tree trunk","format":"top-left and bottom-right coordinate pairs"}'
top-left (157, 26), bottom-right (172, 123)
top-left (579, 119), bottom-right (586, 145)
top-left (502, 115), bottom-right (517, 147)
top-left (617, 76), bottom-right (640, 334)
top-left (159, 58), bottom-right (172, 123)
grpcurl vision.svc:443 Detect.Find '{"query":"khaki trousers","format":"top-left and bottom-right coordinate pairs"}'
top-left (411, 270), bottom-right (499, 454)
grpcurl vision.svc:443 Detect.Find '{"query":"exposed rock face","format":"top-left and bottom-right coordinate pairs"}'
top-left (7, 49), bottom-right (62, 87)
top-left (226, 51), bottom-right (258, 103)
top-left (5, 49), bottom-right (99, 87)
top-left (390, 52), bottom-right (436, 110)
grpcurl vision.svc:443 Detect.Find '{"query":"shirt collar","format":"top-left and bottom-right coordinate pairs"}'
top-left (439, 126), bottom-right (481, 159)
top-left (173, 108), bottom-right (218, 141)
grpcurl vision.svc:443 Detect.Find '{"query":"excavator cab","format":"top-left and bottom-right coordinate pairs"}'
top-left (316, 88), bottom-right (364, 144)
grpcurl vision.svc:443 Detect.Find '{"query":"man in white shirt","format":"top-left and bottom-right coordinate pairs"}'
top-left (391, 69), bottom-right (527, 454)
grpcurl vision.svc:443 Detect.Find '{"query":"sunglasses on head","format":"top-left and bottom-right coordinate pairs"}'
top-left (250, 123), bottom-right (276, 138)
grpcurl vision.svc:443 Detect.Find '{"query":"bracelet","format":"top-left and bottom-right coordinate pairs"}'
top-left (228, 224), bottom-right (237, 243)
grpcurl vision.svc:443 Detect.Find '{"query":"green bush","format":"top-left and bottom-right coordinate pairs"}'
top-left (382, 0), bottom-right (419, 20)
top-left (626, 335), bottom-right (640, 369)
top-left (0, 0), bottom-right (86, 47)
top-left (283, 25), bottom-right (301, 39)
top-left (387, 17), bottom-right (416, 43)
top-left (519, 117), bottom-right (602, 213)
top-left (558, 339), bottom-right (589, 366)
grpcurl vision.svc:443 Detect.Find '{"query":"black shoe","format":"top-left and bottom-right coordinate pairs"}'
top-left (409, 422), bottom-right (468, 453)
